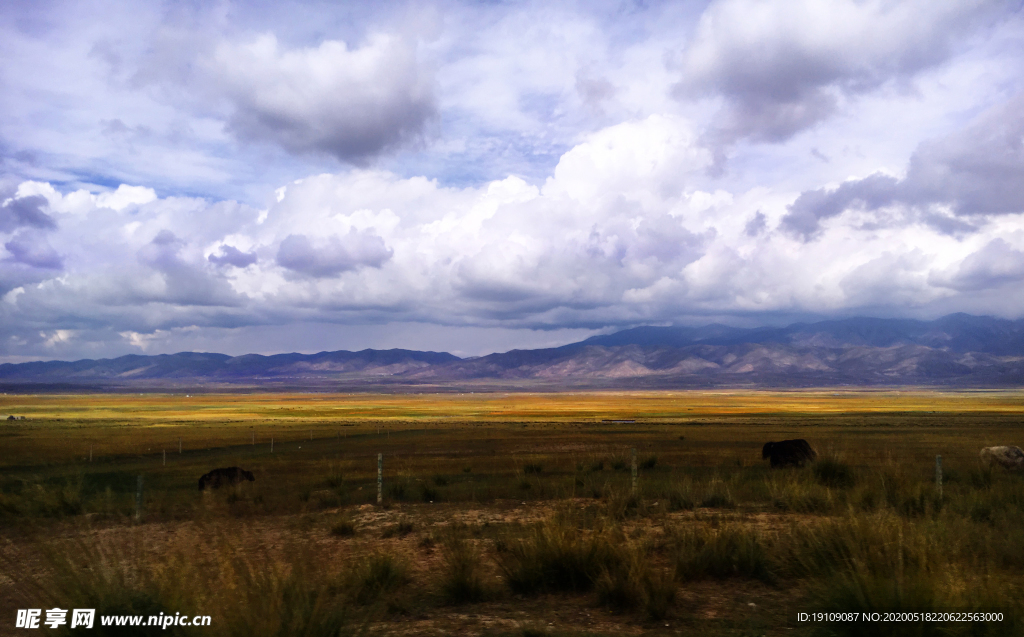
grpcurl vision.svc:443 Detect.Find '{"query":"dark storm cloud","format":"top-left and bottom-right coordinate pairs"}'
top-left (276, 230), bottom-right (393, 277)
top-left (782, 94), bottom-right (1024, 239)
top-left (208, 244), bottom-right (258, 268)
top-left (0, 195), bottom-right (57, 232)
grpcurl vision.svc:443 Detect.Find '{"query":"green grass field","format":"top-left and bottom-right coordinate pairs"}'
top-left (2, 390), bottom-right (1023, 636)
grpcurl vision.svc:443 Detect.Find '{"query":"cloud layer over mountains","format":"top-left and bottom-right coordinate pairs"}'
top-left (2, 0), bottom-right (1024, 361)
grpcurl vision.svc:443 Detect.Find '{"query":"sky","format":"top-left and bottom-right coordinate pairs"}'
top-left (2, 0), bottom-right (1024, 361)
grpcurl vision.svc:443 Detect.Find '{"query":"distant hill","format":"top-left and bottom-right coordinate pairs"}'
top-left (576, 314), bottom-right (1024, 354)
top-left (0, 349), bottom-right (458, 388)
top-left (2, 314), bottom-right (1024, 390)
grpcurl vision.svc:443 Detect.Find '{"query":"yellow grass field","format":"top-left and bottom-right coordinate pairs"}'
top-left (2, 390), bottom-right (1023, 636)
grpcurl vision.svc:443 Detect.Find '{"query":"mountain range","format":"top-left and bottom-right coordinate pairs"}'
top-left (3, 314), bottom-right (1024, 390)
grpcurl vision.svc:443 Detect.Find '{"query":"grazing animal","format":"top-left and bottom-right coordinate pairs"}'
top-left (762, 439), bottom-right (817, 468)
top-left (198, 467), bottom-right (255, 491)
top-left (979, 446), bottom-right (1024, 471)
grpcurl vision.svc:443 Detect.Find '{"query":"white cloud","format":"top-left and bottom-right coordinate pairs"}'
top-left (678, 0), bottom-right (1004, 144)
top-left (8, 107), bottom-right (1024, 360)
top-left (96, 185), bottom-right (157, 211)
top-left (208, 33), bottom-right (436, 162)
top-left (277, 230), bottom-right (393, 277)
top-left (2, 0), bottom-right (1024, 360)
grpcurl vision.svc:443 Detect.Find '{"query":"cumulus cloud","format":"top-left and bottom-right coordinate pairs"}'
top-left (3, 0), bottom-right (1024, 361)
top-left (931, 239), bottom-right (1024, 291)
top-left (208, 244), bottom-right (258, 268)
top-left (276, 230), bottom-right (393, 277)
top-left (8, 106), bottom-right (1024, 360)
top-left (4, 230), bottom-right (63, 269)
top-left (783, 173), bottom-right (900, 239)
top-left (208, 33), bottom-right (435, 162)
top-left (782, 94), bottom-right (1024, 239)
top-left (96, 185), bottom-right (157, 211)
top-left (677, 0), bottom-right (1001, 144)
top-left (0, 195), bottom-right (57, 232)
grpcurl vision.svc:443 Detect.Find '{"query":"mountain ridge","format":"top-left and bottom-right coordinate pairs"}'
top-left (2, 314), bottom-right (1024, 390)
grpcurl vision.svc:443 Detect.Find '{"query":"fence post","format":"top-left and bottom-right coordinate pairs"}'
top-left (135, 475), bottom-right (144, 521)
top-left (163, 449), bottom-right (166, 466)
top-left (271, 437), bottom-right (274, 453)
top-left (631, 447), bottom-right (637, 494)
top-left (935, 455), bottom-right (943, 499)
top-left (178, 437), bottom-right (181, 454)
top-left (377, 453), bottom-right (383, 505)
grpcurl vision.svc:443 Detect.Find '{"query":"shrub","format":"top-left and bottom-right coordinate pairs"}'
top-left (218, 544), bottom-right (357, 636)
top-left (899, 486), bottom-right (933, 518)
top-left (813, 456), bottom-right (857, 489)
top-left (386, 481), bottom-right (409, 502)
top-left (970, 466), bottom-right (994, 489)
top-left (439, 537), bottom-right (486, 604)
top-left (523, 463), bottom-right (543, 474)
top-left (607, 490), bottom-right (646, 520)
top-left (770, 479), bottom-right (832, 514)
top-left (323, 471), bottom-right (344, 489)
top-left (857, 488), bottom-right (878, 512)
top-left (639, 456), bottom-right (657, 470)
top-left (29, 535), bottom-right (170, 636)
top-left (970, 502), bottom-right (994, 524)
top-left (700, 479), bottom-right (735, 509)
top-left (595, 564), bottom-right (643, 612)
top-left (701, 492), bottom-right (734, 509)
top-left (330, 517), bottom-right (357, 537)
top-left (24, 479), bottom-right (86, 518)
top-left (810, 569), bottom-right (945, 637)
top-left (780, 513), bottom-right (938, 582)
top-left (494, 519), bottom-right (625, 594)
top-left (674, 524), bottom-right (775, 583)
top-left (595, 554), bottom-right (677, 620)
top-left (667, 479), bottom-right (696, 511)
top-left (418, 535), bottom-right (436, 550)
top-left (352, 552), bottom-right (410, 605)
top-left (311, 490), bottom-right (343, 510)
top-left (382, 520), bottom-right (415, 539)
top-left (15, 528), bottom-right (359, 637)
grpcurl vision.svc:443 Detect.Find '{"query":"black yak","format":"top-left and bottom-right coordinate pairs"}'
top-left (198, 467), bottom-right (255, 491)
top-left (762, 439), bottom-right (816, 468)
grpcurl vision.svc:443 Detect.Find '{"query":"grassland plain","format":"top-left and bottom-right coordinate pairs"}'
top-left (1, 389), bottom-right (1023, 636)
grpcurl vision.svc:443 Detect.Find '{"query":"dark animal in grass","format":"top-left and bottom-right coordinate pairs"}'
top-left (979, 446), bottom-right (1024, 471)
top-left (198, 467), bottom-right (255, 491)
top-left (762, 439), bottom-right (817, 468)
